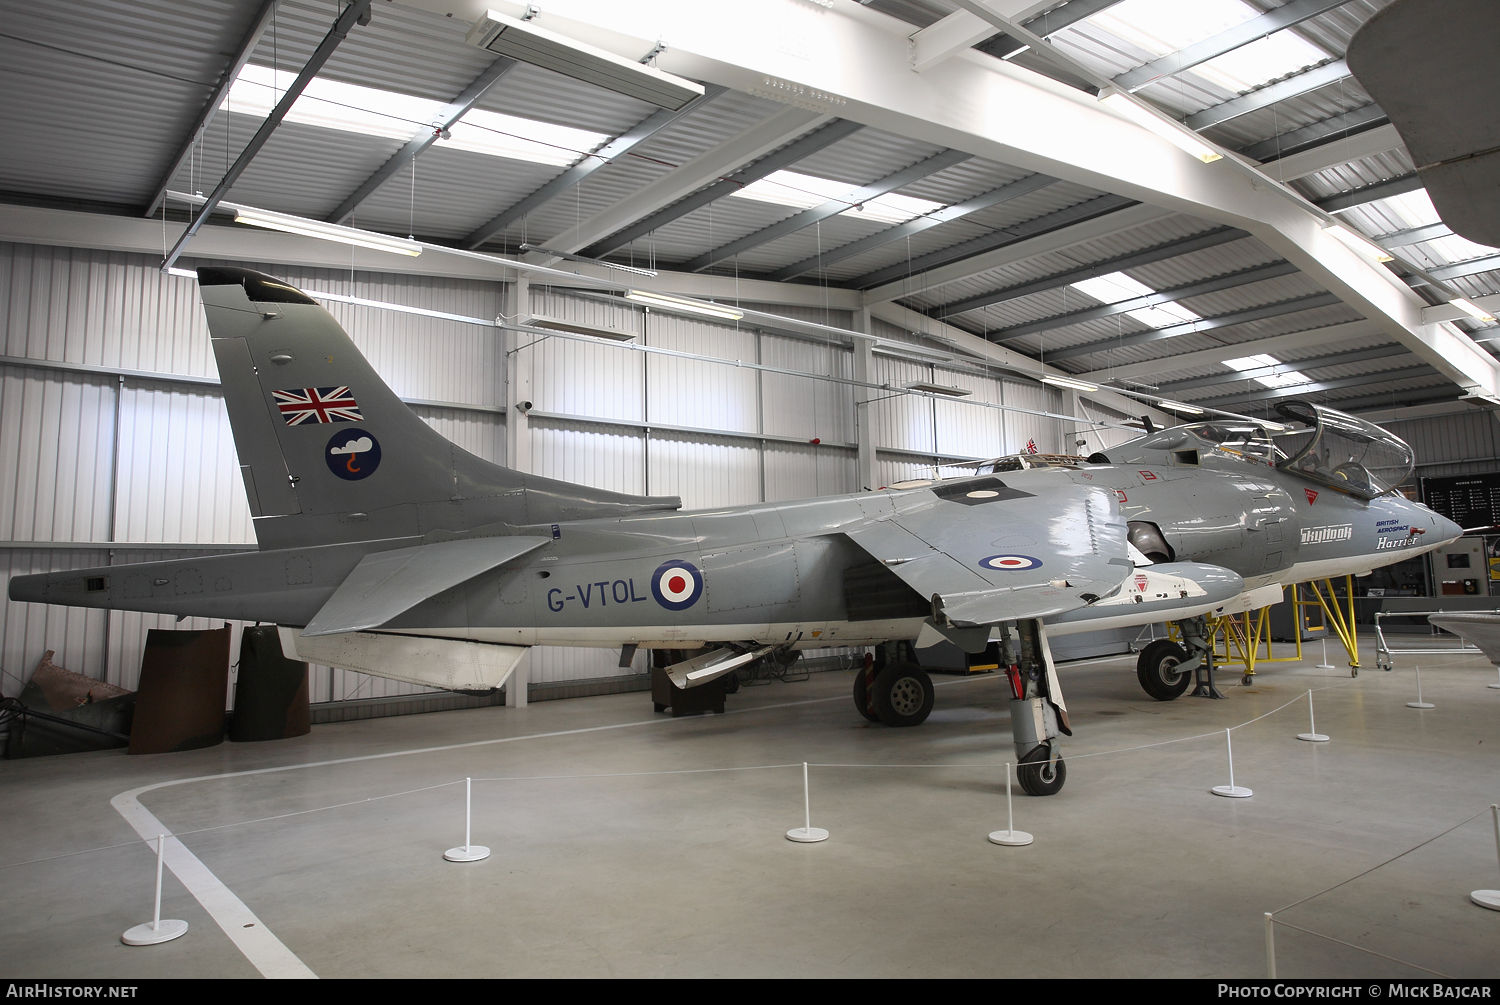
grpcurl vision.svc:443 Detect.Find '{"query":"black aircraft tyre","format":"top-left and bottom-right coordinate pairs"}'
top-left (1136, 639), bottom-right (1193, 701)
top-left (1017, 744), bottom-right (1066, 796)
top-left (872, 663), bottom-right (935, 726)
top-left (851, 667), bottom-right (881, 722)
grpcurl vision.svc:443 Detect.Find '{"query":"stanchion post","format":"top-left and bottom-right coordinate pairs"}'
top-left (1407, 664), bottom-right (1435, 709)
top-left (121, 834), bottom-right (188, 946)
top-left (1211, 729), bottom-right (1253, 797)
top-left (989, 762), bottom-right (1033, 846)
top-left (444, 777), bottom-right (491, 862)
top-left (1472, 804), bottom-right (1500, 911)
top-left (1297, 688), bottom-right (1329, 742)
top-left (1489, 666), bottom-right (1500, 690)
top-left (1316, 638), bottom-right (1335, 670)
top-left (1264, 913), bottom-right (1276, 978)
top-left (786, 762), bottom-right (829, 843)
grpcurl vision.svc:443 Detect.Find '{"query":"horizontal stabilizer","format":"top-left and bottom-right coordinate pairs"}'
top-left (303, 535), bottom-right (550, 637)
top-left (281, 628), bottom-right (527, 692)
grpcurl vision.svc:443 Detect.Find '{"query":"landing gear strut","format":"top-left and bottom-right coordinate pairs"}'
top-left (1135, 617), bottom-right (1223, 701)
top-left (1001, 619), bottom-right (1070, 796)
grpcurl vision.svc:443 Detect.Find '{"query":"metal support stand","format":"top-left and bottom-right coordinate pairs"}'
top-left (1190, 649), bottom-right (1225, 699)
top-left (121, 834), bottom-right (188, 946)
top-left (988, 763), bottom-right (1033, 846)
top-left (786, 762), bottom-right (829, 843)
top-left (444, 777), bottom-right (491, 862)
top-left (1471, 805), bottom-right (1500, 911)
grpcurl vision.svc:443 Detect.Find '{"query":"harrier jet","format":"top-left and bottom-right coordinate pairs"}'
top-left (9, 268), bottom-right (1461, 795)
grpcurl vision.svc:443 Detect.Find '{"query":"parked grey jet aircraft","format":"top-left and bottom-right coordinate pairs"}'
top-left (9, 268), bottom-right (1462, 795)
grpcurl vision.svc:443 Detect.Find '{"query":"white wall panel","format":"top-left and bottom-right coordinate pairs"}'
top-left (932, 368), bottom-right (1003, 460)
top-left (646, 313), bottom-right (759, 433)
top-left (649, 433), bottom-right (761, 509)
top-left (529, 418), bottom-right (645, 496)
top-left (0, 548), bottom-right (109, 697)
top-left (0, 364), bottom-right (114, 543)
top-left (760, 334), bottom-right (854, 443)
top-left (870, 356), bottom-right (934, 455)
top-left (413, 405), bottom-right (503, 464)
top-left (764, 443), bottom-right (857, 502)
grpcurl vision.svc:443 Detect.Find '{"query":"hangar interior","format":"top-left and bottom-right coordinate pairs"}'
top-left (1, 0), bottom-right (1498, 980)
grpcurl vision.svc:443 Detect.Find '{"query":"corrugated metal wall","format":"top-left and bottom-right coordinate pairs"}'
top-left (1, 238), bottom-right (1151, 710)
top-left (1385, 408), bottom-right (1500, 481)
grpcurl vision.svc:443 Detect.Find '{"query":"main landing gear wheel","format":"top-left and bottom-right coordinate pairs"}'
top-left (851, 667), bottom-right (880, 722)
top-left (1017, 744), bottom-right (1066, 796)
top-left (1137, 640), bottom-right (1193, 702)
top-left (871, 663), bottom-right (935, 727)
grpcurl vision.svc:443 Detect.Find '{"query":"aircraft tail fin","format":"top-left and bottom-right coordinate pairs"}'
top-left (198, 267), bottom-right (677, 550)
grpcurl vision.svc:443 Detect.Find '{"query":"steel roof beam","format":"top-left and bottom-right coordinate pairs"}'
top-left (1316, 172), bottom-right (1423, 213)
top-left (992, 260), bottom-right (1300, 340)
top-left (1257, 123), bottom-right (1404, 182)
top-left (765, 171), bottom-right (1058, 282)
top-left (1237, 103), bottom-right (1388, 164)
top-left (462, 84), bottom-right (726, 250)
top-left (1046, 292), bottom-right (1343, 362)
top-left (1191, 363), bottom-right (1440, 406)
top-left (977, 0), bottom-right (1126, 61)
top-left (162, 0), bottom-right (374, 270)
top-left (577, 118), bottom-right (864, 258)
top-left (141, 0), bottom-right (279, 218)
top-left (678, 148), bottom-right (971, 273)
top-left (1114, 0), bottom-right (1348, 93)
top-left (1185, 59), bottom-right (1352, 131)
top-left (852, 194), bottom-right (1139, 292)
top-left (912, 1), bottom-right (1122, 72)
top-left (1080, 318), bottom-right (1389, 381)
top-left (1152, 343), bottom-right (1409, 392)
top-left (1332, 383), bottom-right (1463, 413)
top-left (933, 226), bottom-right (1249, 318)
top-left (1429, 253), bottom-right (1500, 283)
top-left (1378, 222), bottom-right (1452, 248)
top-left (327, 56), bottom-right (521, 225)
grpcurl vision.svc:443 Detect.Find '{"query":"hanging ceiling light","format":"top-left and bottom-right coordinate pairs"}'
top-left (624, 289), bottom-right (743, 321)
top-left (1041, 375), bottom-right (1099, 392)
top-left (1323, 222), bottom-right (1395, 264)
top-left (1449, 297), bottom-right (1497, 323)
top-left (519, 243), bottom-right (658, 277)
top-left (465, 9), bottom-right (705, 110)
top-left (904, 382), bottom-right (971, 397)
top-left (232, 208), bottom-right (422, 257)
top-left (527, 315), bottom-right (636, 341)
top-left (1156, 399), bottom-right (1204, 415)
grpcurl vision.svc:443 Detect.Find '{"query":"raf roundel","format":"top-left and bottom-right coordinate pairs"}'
top-left (979, 554), bottom-right (1043, 572)
top-left (651, 559), bottom-right (704, 611)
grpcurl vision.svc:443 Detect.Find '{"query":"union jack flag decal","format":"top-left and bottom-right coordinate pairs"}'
top-left (1025, 438), bottom-right (1038, 454)
top-left (273, 386), bottom-right (363, 425)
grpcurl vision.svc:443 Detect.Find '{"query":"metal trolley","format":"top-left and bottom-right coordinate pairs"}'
top-left (1373, 609), bottom-right (1485, 670)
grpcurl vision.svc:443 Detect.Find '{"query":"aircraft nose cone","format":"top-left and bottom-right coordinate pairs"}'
top-left (1436, 513), bottom-right (1464, 543)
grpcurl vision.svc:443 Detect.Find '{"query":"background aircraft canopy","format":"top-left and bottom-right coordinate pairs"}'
top-left (1269, 400), bottom-right (1414, 499)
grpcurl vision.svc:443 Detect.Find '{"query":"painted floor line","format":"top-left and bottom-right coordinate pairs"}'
top-left (110, 786), bottom-right (318, 979)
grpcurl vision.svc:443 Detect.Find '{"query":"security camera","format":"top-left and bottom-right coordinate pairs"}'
top-left (516, 400), bottom-right (533, 414)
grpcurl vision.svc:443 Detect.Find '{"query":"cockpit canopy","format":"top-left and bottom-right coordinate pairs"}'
top-left (1099, 400), bottom-right (1414, 499)
top-left (1267, 400), bottom-right (1414, 499)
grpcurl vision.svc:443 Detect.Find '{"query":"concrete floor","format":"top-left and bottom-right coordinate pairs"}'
top-left (2, 643), bottom-right (1499, 979)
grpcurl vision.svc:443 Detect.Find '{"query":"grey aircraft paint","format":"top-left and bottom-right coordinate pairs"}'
top-left (9, 268), bottom-right (1463, 698)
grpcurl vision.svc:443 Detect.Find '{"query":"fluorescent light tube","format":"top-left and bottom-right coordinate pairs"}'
top-left (233, 209), bottom-right (421, 257)
top-left (904, 382), bottom-right (971, 397)
top-left (527, 315), bottom-right (636, 341)
top-left (1157, 399), bottom-right (1204, 414)
top-left (1450, 297), bottom-right (1497, 323)
top-left (163, 267), bottom-right (197, 279)
top-left (1041, 375), bottom-right (1099, 392)
top-left (1324, 223), bottom-right (1394, 264)
top-left (465, 10), bottom-right (705, 110)
top-left (1099, 89), bottom-right (1222, 164)
top-left (624, 289), bottom-right (743, 321)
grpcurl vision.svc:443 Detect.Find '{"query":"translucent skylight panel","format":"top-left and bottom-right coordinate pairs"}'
top-left (447, 109), bottom-right (609, 167)
top-left (1254, 370), bottom-right (1311, 388)
top-left (1070, 271), bottom-right (1154, 303)
top-left (731, 170), bottom-right (943, 225)
top-left (224, 63), bottom-right (442, 141)
top-left (1223, 353), bottom-right (1279, 370)
top-left (222, 64), bottom-right (608, 167)
top-left (1086, 0), bottom-right (1259, 58)
top-left (1125, 301), bottom-right (1201, 328)
top-left (1425, 233), bottom-right (1500, 261)
top-left (1379, 188), bottom-right (1443, 230)
top-left (1191, 28), bottom-right (1328, 93)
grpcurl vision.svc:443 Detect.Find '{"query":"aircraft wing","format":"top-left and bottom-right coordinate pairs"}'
top-left (846, 482), bottom-right (1130, 625)
top-left (302, 535), bottom-right (551, 637)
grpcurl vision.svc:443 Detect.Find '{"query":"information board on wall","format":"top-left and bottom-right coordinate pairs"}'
top-left (1422, 472), bottom-right (1500, 533)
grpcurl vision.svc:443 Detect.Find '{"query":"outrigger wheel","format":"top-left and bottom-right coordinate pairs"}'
top-left (1136, 639), bottom-right (1193, 701)
top-left (869, 663), bottom-right (935, 726)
